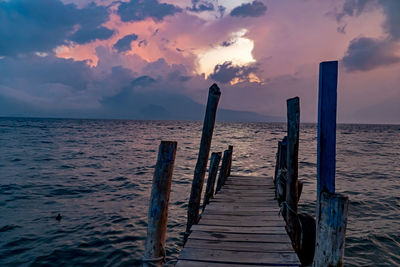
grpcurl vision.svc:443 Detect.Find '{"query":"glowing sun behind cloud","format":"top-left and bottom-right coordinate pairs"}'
top-left (197, 29), bottom-right (256, 77)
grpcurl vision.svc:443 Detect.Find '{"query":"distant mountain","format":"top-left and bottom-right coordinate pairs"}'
top-left (101, 89), bottom-right (283, 122)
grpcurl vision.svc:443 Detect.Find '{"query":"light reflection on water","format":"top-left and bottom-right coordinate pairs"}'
top-left (0, 118), bottom-right (399, 266)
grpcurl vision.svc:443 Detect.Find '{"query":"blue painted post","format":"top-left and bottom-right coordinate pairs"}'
top-left (317, 61), bottom-right (338, 203)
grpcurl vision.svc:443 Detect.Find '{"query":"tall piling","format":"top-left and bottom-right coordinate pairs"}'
top-left (313, 61), bottom-right (348, 267)
top-left (143, 141), bottom-right (177, 267)
top-left (286, 97), bottom-right (300, 252)
top-left (186, 84), bottom-right (221, 237)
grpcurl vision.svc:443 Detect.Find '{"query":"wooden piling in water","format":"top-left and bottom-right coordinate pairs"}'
top-left (203, 152), bottom-right (222, 210)
top-left (286, 97), bottom-right (300, 253)
top-left (215, 149), bottom-right (232, 193)
top-left (186, 84), bottom-right (221, 236)
top-left (317, 61), bottom-right (338, 204)
top-left (313, 60), bottom-right (349, 267)
top-left (143, 141), bottom-right (177, 267)
top-left (313, 192), bottom-right (349, 267)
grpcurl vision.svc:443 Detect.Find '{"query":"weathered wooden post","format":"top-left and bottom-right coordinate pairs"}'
top-left (215, 149), bottom-right (232, 193)
top-left (143, 141), bottom-right (177, 267)
top-left (286, 97), bottom-right (300, 252)
top-left (316, 61), bottom-right (338, 205)
top-left (313, 192), bottom-right (349, 267)
top-left (313, 61), bottom-right (349, 266)
top-left (186, 84), bottom-right (221, 237)
top-left (203, 152), bottom-right (222, 210)
top-left (227, 145), bottom-right (233, 176)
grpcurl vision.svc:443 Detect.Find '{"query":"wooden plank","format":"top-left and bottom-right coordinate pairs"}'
top-left (198, 217), bottom-right (286, 227)
top-left (205, 210), bottom-right (280, 216)
top-left (205, 205), bottom-right (279, 212)
top-left (200, 214), bottom-right (283, 222)
top-left (178, 175), bottom-right (300, 266)
top-left (188, 231), bottom-right (292, 243)
top-left (191, 225), bottom-right (286, 234)
top-left (184, 239), bottom-right (294, 253)
top-left (176, 260), bottom-right (297, 267)
top-left (179, 248), bottom-right (299, 265)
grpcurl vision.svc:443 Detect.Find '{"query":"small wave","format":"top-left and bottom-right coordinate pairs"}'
top-left (0, 224), bottom-right (21, 233)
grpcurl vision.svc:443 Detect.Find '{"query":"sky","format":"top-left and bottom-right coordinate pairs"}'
top-left (0, 0), bottom-right (399, 123)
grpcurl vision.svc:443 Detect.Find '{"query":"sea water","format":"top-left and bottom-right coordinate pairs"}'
top-left (0, 118), bottom-right (399, 266)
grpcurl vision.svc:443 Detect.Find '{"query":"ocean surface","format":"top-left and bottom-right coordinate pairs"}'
top-left (0, 118), bottom-right (399, 266)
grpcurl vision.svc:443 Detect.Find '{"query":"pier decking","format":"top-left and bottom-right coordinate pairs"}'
top-left (176, 175), bottom-right (300, 266)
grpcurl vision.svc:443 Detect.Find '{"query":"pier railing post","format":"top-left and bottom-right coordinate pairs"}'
top-left (216, 149), bottom-right (232, 193)
top-left (227, 145), bottom-right (233, 176)
top-left (313, 61), bottom-right (349, 266)
top-left (203, 152), bottom-right (222, 210)
top-left (316, 61), bottom-right (338, 207)
top-left (143, 141), bottom-right (177, 267)
top-left (313, 192), bottom-right (349, 267)
top-left (286, 97), bottom-right (300, 252)
top-left (186, 84), bottom-right (221, 237)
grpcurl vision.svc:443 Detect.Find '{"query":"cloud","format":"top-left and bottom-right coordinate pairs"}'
top-left (209, 61), bottom-right (258, 83)
top-left (117, 0), bottom-right (182, 22)
top-left (342, 37), bottom-right (400, 71)
top-left (378, 0), bottom-right (400, 40)
top-left (113, 34), bottom-right (139, 53)
top-left (230, 1), bottom-right (267, 18)
top-left (187, 0), bottom-right (214, 13)
top-left (335, 0), bottom-right (400, 40)
top-left (0, 0), bottom-right (114, 56)
top-left (335, 0), bottom-right (374, 21)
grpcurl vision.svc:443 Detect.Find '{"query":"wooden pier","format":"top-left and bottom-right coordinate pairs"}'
top-left (143, 62), bottom-right (349, 267)
top-left (176, 175), bottom-right (300, 266)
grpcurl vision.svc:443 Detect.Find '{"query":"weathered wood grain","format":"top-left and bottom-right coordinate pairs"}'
top-left (187, 84), bottom-right (221, 236)
top-left (179, 248), bottom-right (299, 265)
top-left (286, 97), bottom-right (300, 252)
top-left (143, 141), bottom-right (177, 267)
top-left (313, 192), bottom-right (348, 267)
top-left (177, 175), bottom-right (300, 266)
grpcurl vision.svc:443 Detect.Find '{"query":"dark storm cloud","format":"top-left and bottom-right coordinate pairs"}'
top-left (0, 54), bottom-right (93, 92)
top-left (342, 37), bottom-right (400, 71)
top-left (209, 61), bottom-right (258, 83)
top-left (0, 0), bottom-right (114, 56)
top-left (113, 34), bottom-right (139, 53)
top-left (337, 0), bottom-right (400, 71)
top-left (117, 0), bottom-right (182, 22)
top-left (187, 0), bottom-right (214, 13)
top-left (230, 1), bottom-right (267, 18)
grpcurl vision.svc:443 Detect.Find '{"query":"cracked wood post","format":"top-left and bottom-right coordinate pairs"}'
top-left (143, 141), bottom-right (177, 267)
top-left (286, 97), bottom-right (300, 253)
top-left (202, 152), bottom-right (222, 211)
top-left (313, 192), bottom-right (349, 267)
top-left (186, 84), bottom-right (221, 238)
top-left (215, 149), bottom-right (231, 193)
